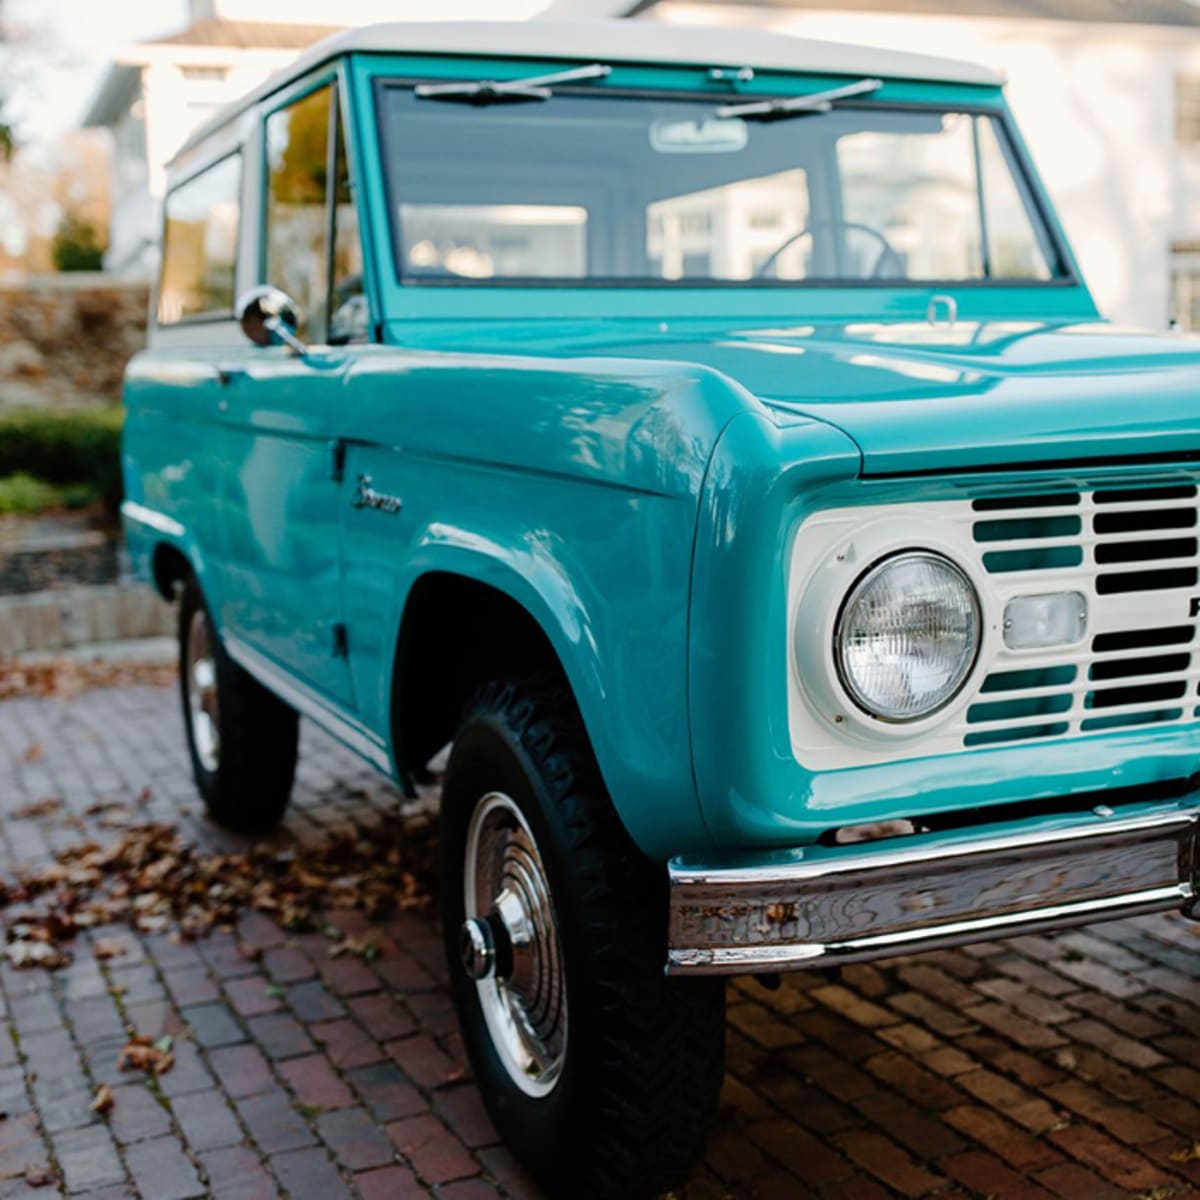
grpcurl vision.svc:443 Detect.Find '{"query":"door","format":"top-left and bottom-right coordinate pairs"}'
top-left (217, 78), bottom-right (367, 710)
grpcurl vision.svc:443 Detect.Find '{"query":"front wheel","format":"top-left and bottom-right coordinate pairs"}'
top-left (439, 679), bottom-right (725, 1200)
top-left (179, 580), bottom-right (298, 832)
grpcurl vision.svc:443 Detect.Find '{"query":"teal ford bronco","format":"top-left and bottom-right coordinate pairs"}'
top-left (122, 19), bottom-right (1199, 1198)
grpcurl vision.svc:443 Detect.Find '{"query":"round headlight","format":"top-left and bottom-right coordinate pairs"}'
top-left (834, 552), bottom-right (980, 723)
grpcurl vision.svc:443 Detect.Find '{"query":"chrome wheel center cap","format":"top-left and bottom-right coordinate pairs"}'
top-left (462, 792), bottom-right (567, 1098)
top-left (460, 917), bottom-right (496, 981)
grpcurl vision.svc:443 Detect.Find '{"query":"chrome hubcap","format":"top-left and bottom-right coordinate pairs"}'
top-left (462, 792), bottom-right (567, 1097)
top-left (186, 608), bottom-right (220, 773)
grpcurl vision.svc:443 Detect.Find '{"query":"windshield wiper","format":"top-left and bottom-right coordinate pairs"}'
top-left (415, 63), bottom-right (612, 106)
top-left (716, 77), bottom-right (882, 122)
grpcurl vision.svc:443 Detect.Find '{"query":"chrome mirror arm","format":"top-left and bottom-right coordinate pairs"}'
top-left (263, 314), bottom-right (308, 356)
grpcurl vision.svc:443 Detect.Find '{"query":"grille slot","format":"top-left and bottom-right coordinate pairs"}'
top-left (1089, 653), bottom-right (1191, 682)
top-left (1094, 537), bottom-right (1198, 565)
top-left (1095, 568), bottom-right (1198, 594)
top-left (974, 515), bottom-right (1081, 543)
top-left (972, 493), bottom-right (1081, 511)
top-left (1091, 625), bottom-right (1195, 652)
top-left (1093, 508), bottom-right (1196, 534)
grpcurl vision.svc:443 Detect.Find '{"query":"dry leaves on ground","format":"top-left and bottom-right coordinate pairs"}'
top-left (118, 1035), bottom-right (174, 1076)
top-left (90, 1084), bottom-right (114, 1115)
top-left (0, 657), bottom-right (177, 702)
top-left (0, 814), bottom-right (437, 971)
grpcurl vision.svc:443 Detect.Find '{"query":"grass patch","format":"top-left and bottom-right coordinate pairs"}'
top-left (0, 473), bottom-right (98, 516)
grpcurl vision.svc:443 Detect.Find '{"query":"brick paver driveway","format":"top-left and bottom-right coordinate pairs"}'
top-left (0, 677), bottom-right (1196, 1199)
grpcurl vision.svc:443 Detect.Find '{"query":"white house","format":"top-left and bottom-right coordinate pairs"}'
top-left (81, 0), bottom-right (556, 273)
top-left (548, 0), bottom-right (1200, 330)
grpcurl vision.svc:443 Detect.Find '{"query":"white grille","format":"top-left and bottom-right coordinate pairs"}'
top-left (787, 483), bottom-right (1200, 769)
top-left (966, 485), bottom-right (1198, 747)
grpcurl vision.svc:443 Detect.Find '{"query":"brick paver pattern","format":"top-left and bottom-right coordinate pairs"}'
top-left (0, 681), bottom-right (1196, 1199)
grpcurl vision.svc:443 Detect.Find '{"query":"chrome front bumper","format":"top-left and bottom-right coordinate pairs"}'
top-left (667, 807), bottom-right (1199, 975)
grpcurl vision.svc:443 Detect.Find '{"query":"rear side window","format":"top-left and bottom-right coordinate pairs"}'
top-left (158, 154), bottom-right (242, 324)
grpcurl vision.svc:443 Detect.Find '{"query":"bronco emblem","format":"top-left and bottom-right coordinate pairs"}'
top-left (351, 475), bottom-right (403, 515)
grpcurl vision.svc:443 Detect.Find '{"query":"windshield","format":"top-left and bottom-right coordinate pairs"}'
top-left (375, 84), bottom-right (1065, 287)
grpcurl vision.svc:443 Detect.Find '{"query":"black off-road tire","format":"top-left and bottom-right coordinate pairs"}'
top-left (178, 578), bottom-right (298, 832)
top-left (439, 678), bottom-right (726, 1200)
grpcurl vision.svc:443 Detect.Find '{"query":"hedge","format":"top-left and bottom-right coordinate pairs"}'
top-left (0, 407), bottom-right (123, 512)
top-left (0, 473), bottom-right (97, 516)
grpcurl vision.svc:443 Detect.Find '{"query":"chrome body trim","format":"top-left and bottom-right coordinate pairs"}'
top-left (121, 500), bottom-right (186, 540)
top-left (223, 634), bottom-right (392, 774)
top-left (667, 807), bottom-right (1199, 974)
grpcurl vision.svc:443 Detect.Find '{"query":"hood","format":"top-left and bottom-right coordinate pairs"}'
top-left (405, 316), bottom-right (1200, 476)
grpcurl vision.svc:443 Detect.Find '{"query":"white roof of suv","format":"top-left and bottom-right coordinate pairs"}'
top-left (174, 18), bottom-right (1002, 162)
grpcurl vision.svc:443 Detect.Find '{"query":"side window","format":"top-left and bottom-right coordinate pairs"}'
top-left (265, 85), bottom-right (332, 341)
top-left (329, 107), bottom-right (368, 344)
top-left (158, 154), bottom-right (241, 325)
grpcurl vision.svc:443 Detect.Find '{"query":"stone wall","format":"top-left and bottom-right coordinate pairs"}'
top-left (0, 274), bottom-right (149, 409)
top-left (0, 584), bottom-right (174, 655)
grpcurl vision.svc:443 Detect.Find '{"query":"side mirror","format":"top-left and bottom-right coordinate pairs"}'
top-left (236, 285), bottom-right (307, 354)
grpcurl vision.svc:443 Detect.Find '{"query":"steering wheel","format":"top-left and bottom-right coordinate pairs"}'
top-left (754, 219), bottom-right (904, 280)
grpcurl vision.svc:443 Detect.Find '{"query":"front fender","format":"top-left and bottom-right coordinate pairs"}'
top-left (379, 518), bottom-right (712, 860)
top-left (335, 349), bottom-right (765, 859)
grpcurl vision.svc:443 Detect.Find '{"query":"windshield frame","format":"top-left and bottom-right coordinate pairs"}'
top-left (371, 75), bottom-right (1078, 292)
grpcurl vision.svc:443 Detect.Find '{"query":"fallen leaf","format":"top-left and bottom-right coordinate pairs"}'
top-left (92, 938), bottom-right (126, 961)
top-left (1170, 1141), bottom-right (1200, 1164)
top-left (118, 1036), bottom-right (174, 1076)
top-left (20, 743), bottom-right (44, 764)
top-left (10, 798), bottom-right (62, 820)
top-left (90, 1084), bottom-right (114, 1115)
top-left (327, 937), bottom-right (379, 962)
top-left (23, 1165), bottom-right (54, 1187)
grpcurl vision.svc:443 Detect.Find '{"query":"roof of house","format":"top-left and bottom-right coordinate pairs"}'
top-left (624, 0), bottom-right (1200, 26)
top-left (80, 18), bottom-right (342, 129)
top-left (150, 18), bottom-right (343, 50)
top-left (170, 16), bottom-right (1001, 161)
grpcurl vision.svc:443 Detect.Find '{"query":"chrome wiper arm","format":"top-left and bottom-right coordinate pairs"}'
top-left (716, 77), bottom-right (883, 122)
top-left (415, 62), bottom-right (613, 106)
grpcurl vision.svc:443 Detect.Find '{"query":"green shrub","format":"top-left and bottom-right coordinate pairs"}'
top-left (0, 473), bottom-right (97, 516)
top-left (51, 213), bottom-right (106, 272)
top-left (0, 407), bottom-right (123, 513)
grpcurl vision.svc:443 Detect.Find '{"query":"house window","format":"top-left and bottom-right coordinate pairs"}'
top-left (1171, 244), bottom-right (1200, 328)
top-left (1177, 76), bottom-right (1200, 144)
top-left (158, 153), bottom-right (241, 324)
top-left (180, 65), bottom-right (228, 82)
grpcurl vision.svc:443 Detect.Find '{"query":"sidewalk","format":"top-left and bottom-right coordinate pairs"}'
top-left (0, 670), bottom-right (1195, 1199)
